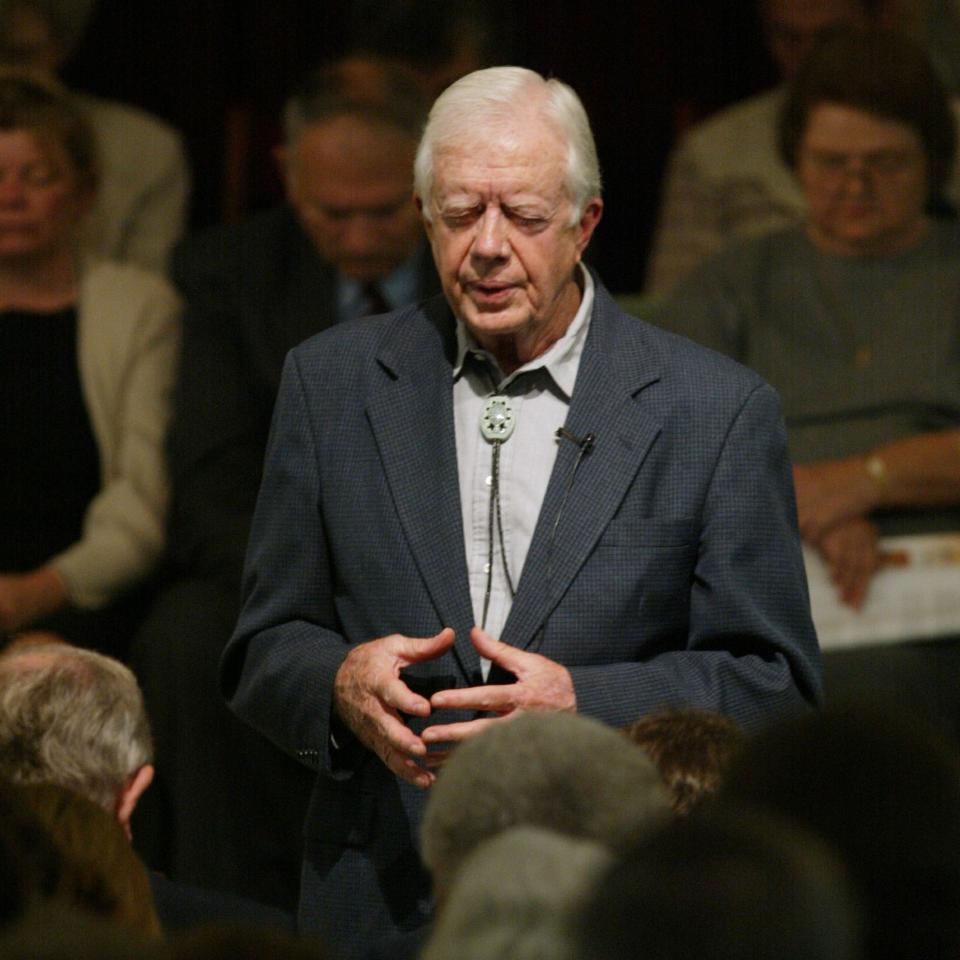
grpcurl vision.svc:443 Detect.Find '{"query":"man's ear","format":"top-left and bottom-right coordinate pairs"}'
top-left (115, 764), bottom-right (154, 840)
top-left (574, 197), bottom-right (603, 259)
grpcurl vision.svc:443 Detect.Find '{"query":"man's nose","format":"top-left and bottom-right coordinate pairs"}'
top-left (339, 214), bottom-right (383, 253)
top-left (838, 160), bottom-right (874, 196)
top-left (471, 207), bottom-right (509, 260)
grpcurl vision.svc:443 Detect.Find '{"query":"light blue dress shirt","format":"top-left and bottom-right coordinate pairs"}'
top-left (452, 266), bottom-right (595, 678)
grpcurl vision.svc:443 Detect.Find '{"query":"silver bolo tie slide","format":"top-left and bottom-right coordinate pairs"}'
top-left (478, 393), bottom-right (517, 630)
top-left (480, 395), bottom-right (516, 442)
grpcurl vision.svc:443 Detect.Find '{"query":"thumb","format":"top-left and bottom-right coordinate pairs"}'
top-left (469, 625), bottom-right (519, 667)
top-left (396, 627), bottom-right (456, 666)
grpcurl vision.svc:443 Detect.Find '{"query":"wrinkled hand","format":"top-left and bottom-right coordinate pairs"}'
top-left (421, 626), bottom-right (577, 766)
top-left (0, 568), bottom-right (68, 634)
top-left (333, 628), bottom-right (455, 789)
top-left (817, 517), bottom-right (880, 610)
top-left (794, 459), bottom-right (877, 544)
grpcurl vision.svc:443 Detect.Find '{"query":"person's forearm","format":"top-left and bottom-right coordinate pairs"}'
top-left (0, 566), bottom-right (70, 634)
top-left (860, 429), bottom-right (960, 509)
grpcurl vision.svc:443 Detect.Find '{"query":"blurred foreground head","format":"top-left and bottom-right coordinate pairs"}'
top-left (420, 712), bottom-right (669, 899)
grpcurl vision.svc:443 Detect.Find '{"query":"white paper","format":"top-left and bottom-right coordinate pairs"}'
top-left (805, 533), bottom-right (960, 651)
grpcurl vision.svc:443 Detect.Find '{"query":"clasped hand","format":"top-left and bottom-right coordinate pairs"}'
top-left (793, 461), bottom-right (881, 609)
top-left (332, 626), bottom-right (576, 789)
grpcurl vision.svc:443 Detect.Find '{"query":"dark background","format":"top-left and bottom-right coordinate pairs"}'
top-left (61, 0), bottom-right (779, 293)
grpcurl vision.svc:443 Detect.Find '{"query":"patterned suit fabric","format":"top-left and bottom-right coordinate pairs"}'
top-left (222, 276), bottom-right (822, 956)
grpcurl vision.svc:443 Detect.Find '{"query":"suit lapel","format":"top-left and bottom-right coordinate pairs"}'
top-left (365, 300), bottom-right (480, 679)
top-left (500, 287), bottom-right (664, 653)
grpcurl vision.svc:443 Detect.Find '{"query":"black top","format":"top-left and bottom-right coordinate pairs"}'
top-left (0, 307), bottom-right (100, 572)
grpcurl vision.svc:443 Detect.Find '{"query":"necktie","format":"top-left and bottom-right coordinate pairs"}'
top-left (363, 282), bottom-right (390, 315)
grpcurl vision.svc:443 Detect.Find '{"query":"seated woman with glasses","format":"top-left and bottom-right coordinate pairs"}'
top-left (659, 26), bottom-right (960, 612)
top-left (0, 69), bottom-right (180, 654)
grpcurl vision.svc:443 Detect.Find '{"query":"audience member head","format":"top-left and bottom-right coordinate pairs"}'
top-left (343, 0), bottom-right (502, 97)
top-left (0, 0), bottom-right (95, 74)
top-left (0, 641), bottom-right (154, 836)
top-left (414, 65), bottom-right (602, 226)
top-left (0, 777), bottom-right (61, 929)
top-left (277, 57), bottom-right (428, 282)
top-left (422, 826), bottom-right (611, 960)
top-left (622, 707), bottom-right (745, 816)
top-left (0, 67), bottom-right (97, 265)
top-left (779, 26), bottom-right (954, 254)
top-left (19, 782), bottom-right (161, 937)
top-left (0, 902), bottom-right (167, 960)
top-left (575, 809), bottom-right (862, 960)
top-left (420, 712), bottom-right (669, 900)
top-left (718, 706), bottom-right (960, 960)
top-left (759, 0), bottom-right (892, 80)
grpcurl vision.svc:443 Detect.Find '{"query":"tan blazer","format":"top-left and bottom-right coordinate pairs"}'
top-left (51, 260), bottom-right (181, 609)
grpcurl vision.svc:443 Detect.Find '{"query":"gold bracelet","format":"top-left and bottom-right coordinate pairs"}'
top-left (864, 454), bottom-right (888, 490)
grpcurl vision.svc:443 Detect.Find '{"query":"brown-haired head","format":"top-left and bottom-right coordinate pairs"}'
top-left (778, 26), bottom-right (955, 204)
top-left (622, 707), bottom-right (745, 816)
top-left (0, 66), bottom-right (98, 194)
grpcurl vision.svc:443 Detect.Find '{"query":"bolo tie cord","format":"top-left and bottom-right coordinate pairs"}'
top-left (481, 436), bottom-right (516, 631)
top-left (478, 372), bottom-right (517, 631)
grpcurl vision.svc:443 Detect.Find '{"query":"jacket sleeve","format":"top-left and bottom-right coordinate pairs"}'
top-left (51, 267), bottom-right (182, 609)
top-left (220, 350), bottom-right (355, 774)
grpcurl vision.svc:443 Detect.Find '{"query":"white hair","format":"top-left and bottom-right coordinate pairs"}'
top-left (420, 712), bottom-right (669, 897)
top-left (0, 643), bottom-right (153, 810)
top-left (413, 65), bottom-right (602, 225)
top-left (421, 827), bottom-right (613, 960)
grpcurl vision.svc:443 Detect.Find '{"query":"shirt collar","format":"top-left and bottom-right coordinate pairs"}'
top-left (335, 244), bottom-right (425, 323)
top-left (453, 264), bottom-right (594, 400)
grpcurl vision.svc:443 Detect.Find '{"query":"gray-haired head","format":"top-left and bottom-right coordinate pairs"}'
top-left (413, 65), bottom-right (602, 225)
top-left (420, 712), bottom-right (669, 898)
top-left (0, 643), bottom-right (153, 810)
top-left (282, 56), bottom-right (428, 152)
top-left (421, 826), bottom-right (612, 960)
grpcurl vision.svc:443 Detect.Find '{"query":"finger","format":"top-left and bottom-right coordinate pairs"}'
top-left (430, 681), bottom-right (519, 713)
top-left (382, 746), bottom-right (435, 790)
top-left (379, 675), bottom-right (433, 719)
top-left (423, 748), bottom-right (454, 770)
top-left (467, 625), bottom-right (529, 673)
top-left (377, 709), bottom-right (429, 759)
top-left (421, 716), bottom-right (501, 746)
top-left (394, 627), bottom-right (456, 667)
top-left (844, 544), bottom-right (876, 610)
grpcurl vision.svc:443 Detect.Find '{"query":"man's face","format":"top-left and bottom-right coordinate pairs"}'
top-left (762, 0), bottom-right (867, 80)
top-left (283, 115), bottom-right (423, 282)
top-left (798, 102), bottom-right (929, 256)
top-left (421, 114), bottom-right (601, 360)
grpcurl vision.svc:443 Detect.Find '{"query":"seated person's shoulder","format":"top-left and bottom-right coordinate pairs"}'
top-left (292, 291), bottom-right (445, 368)
top-left (676, 88), bottom-right (784, 171)
top-left (75, 93), bottom-right (186, 163)
top-left (171, 206), bottom-right (303, 287)
top-left (82, 258), bottom-right (181, 310)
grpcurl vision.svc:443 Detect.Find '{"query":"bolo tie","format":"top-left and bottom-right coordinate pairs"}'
top-left (478, 387), bottom-right (517, 630)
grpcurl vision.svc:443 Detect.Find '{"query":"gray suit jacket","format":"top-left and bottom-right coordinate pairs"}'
top-left (221, 277), bottom-right (821, 957)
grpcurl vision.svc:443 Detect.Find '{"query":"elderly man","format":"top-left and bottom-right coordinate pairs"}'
top-left (0, 641), bottom-right (294, 932)
top-left (222, 66), bottom-right (820, 957)
top-left (130, 59), bottom-right (435, 909)
top-left (0, 642), bottom-right (154, 836)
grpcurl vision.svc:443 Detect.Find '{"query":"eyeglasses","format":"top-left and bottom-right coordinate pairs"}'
top-left (801, 149), bottom-right (924, 180)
